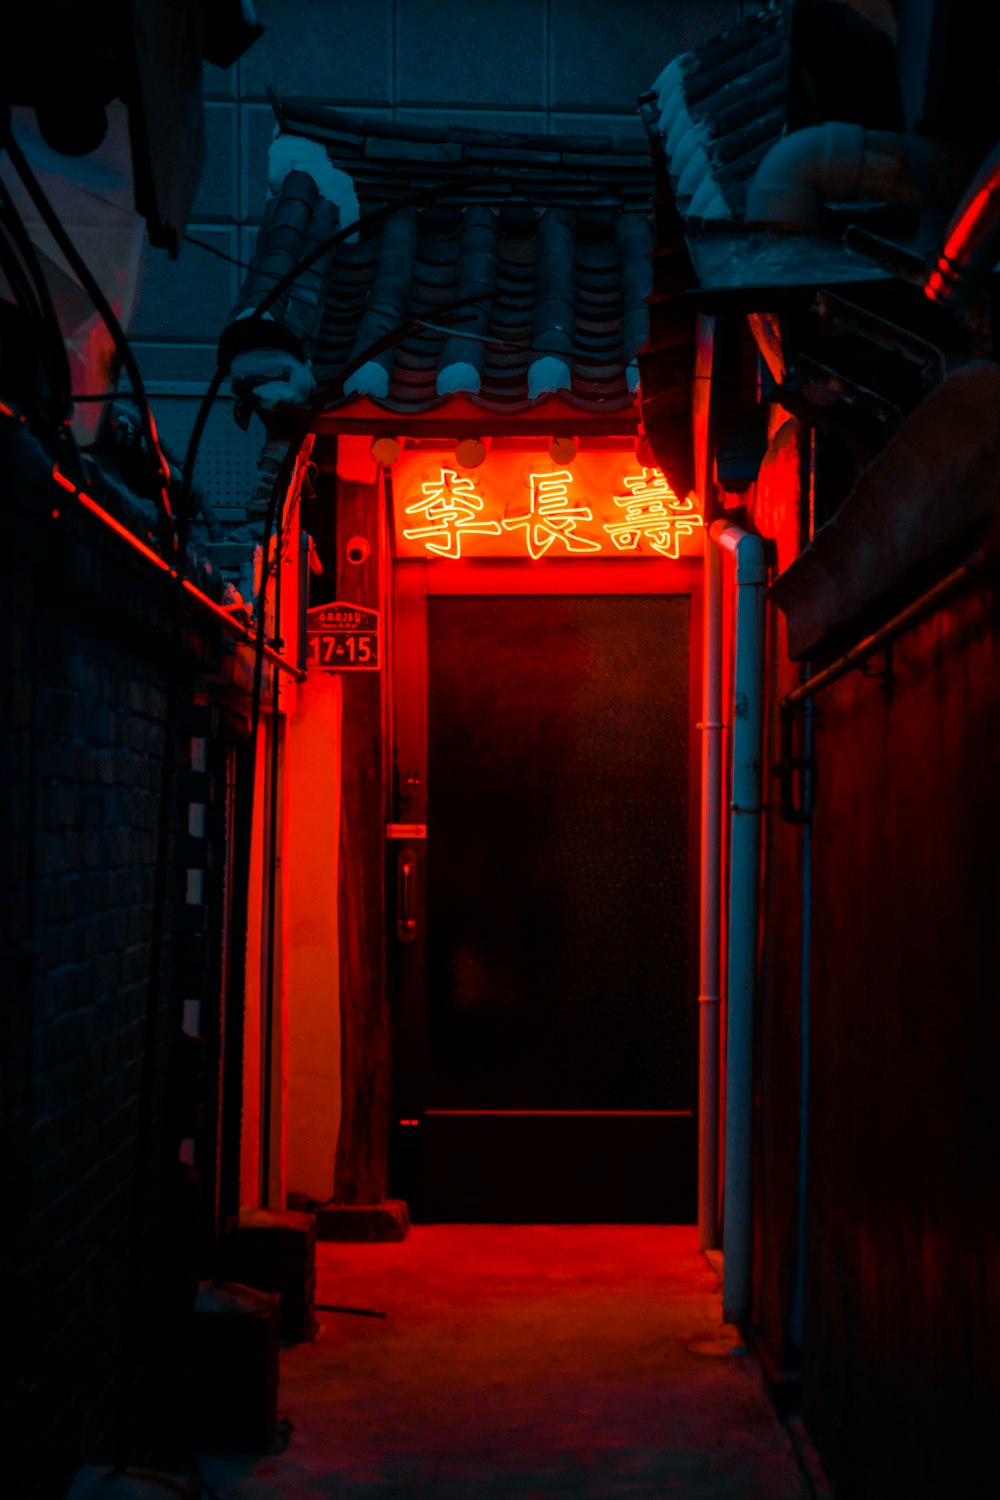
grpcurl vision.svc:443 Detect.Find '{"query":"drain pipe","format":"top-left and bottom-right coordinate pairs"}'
top-left (711, 521), bottom-right (768, 1326)
top-left (698, 530), bottom-right (724, 1250)
top-left (791, 680), bottom-right (816, 1349)
top-left (745, 121), bottom-right (951, 231)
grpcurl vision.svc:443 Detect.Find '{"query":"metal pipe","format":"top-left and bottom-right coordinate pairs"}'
top-left (925, 137), bottom-right (1000, 304)
top-left (51, 466), bottom-right (305, 680)
top-left (791, 678), bottom-right (815, 1350)
top-left (783, 556), bottom-right (982, 710)
top-left (711, 520), bottom-right (768, 1326)
top-left (746, 121), bottom-right (949, 232)
top-left (698, 529), bottom-right (724, 1250)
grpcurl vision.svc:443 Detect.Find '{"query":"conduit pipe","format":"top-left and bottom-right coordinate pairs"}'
top-left (745, 121), bottom-right (950, 232)
top-left (791, 677), bottom-right (815, 1351)
top-left (711, 520), bottom-right (768, 1326)
top-left (698, 529), bottom-right (724, 1250)
top-left (925, 137), bottom-right (1000, 304)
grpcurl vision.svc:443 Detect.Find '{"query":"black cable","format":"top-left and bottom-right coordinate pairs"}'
top-left (0, 136), bottom-right (208, 1464)
top-left (176, 172), bottom-right (493, 532)
top-left (179, 367), bottom-right (226, 554)
top-left (0, 216), bottom-right (43, 320)
top-left (184, 233), bottom-right (252, 272)
top-left (3, 131), bottom-right (179, 559)
top-left (0, 200), bottom-right (71, 421)
top-left (246, 295), bottom-right (500, 1195)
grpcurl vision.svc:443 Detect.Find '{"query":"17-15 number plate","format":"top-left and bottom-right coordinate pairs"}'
top-left (305, 602), bottom-right (380, 672)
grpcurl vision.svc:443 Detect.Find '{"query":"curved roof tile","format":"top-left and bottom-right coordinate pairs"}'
top-left (222, 103), bottom-right (656, 421)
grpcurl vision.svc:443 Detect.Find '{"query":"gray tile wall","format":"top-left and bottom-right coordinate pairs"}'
top-left (132, 0), bottom-right (740, 522)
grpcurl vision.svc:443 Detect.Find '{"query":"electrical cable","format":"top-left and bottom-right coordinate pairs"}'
top-left (0, 217), bottom-right (43, 321)
top-left (176, 172), bottom-right (493, 531)
top-left (5, 147), bottom-right (490, 1481)
top-left (0, 186), bottom-right (72, 422)
top-left (2, 130), bottom-right (179, 558)
top-left (246, 295), bottom-right (500, 1189)
top-left (184, 232), bottom-right (252, 272)
top-left (0, 145), bottom-right (211, 1460)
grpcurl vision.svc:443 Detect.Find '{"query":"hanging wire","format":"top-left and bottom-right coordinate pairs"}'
top-left (0, 129), bottom-right (218, 1475)
top-left (0, 176), bottom-right (73, 425)
top-left (177, 172), bottom-right (495, 529)
top-left (2, 131), bottom-right (181, 558)
top-left (245, 294), bottom-right (511, 1186)
top-left (183, 233), bottom-right (252, 272)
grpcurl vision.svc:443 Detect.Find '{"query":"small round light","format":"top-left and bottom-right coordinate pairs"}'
top-left (548, 436), bottom-right (577, 465)
top-left (370, 435), bottom-right (401, 467)
top-left (456, 437), bottom-right (488, 468)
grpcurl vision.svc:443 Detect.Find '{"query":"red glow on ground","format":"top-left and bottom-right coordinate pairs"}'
top-left (201, 1228), bottom-right (804, 1498)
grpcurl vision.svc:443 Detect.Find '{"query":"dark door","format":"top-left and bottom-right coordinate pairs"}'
top-left (390, 579), bottom-right (696, 1221)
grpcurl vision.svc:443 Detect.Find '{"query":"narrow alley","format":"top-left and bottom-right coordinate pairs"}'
top-left (201, 1229), bottom-right (811, 1500)
top-left (5, 6), bottom-right (1000, 1500)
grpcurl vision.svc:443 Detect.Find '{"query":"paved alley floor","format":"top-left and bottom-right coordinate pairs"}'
top-left (200, 1226), bottom-right (810, 1500)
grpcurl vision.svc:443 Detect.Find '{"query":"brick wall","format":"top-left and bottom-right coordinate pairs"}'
top-left (131, 0), bottom-right (740, 527)
top-left (0, 426), bottom-right (248, 1498)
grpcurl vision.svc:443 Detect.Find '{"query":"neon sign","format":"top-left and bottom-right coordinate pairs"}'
top-left (604, 470), bottom-right (702, 560)
top-left (392, 451), bottom-right (702, 561)
top-left (402, 468), bottom-right (501, 558)
top-left (502, 470), bottom-right (602, 559)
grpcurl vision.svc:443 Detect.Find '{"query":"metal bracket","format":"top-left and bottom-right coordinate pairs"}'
top-left (860, 642), bottom-right (895, 694)
top-left (775, 700), bottom-right (818, 825)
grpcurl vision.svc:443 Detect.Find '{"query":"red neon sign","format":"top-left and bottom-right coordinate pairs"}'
top-left (392, 451), bottom-right (703, 561)
top-left (402, 467), bottom-right (500, 557)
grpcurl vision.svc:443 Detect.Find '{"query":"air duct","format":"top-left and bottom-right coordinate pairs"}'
top-left (745, 121), bottom-right (950, 232)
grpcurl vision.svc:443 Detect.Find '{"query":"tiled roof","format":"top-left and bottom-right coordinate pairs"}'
top-left (222, 104), bottom-right (656, 422)
top-left (317, 199), bottom-right (652, 416)
top-left (638, 2), bottom-right (900, 299)
top-left (275, 98), bottom-right (655, 211)
top-left (641, 0), bottom-right (790, 225)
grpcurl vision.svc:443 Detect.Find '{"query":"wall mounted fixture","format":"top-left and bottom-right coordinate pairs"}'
top-left (548, 436), bottom-right (578, 464)
top-left (455, 436), bottom-right (489, 468)
top-left (371, 435), bottom-right (401, 466)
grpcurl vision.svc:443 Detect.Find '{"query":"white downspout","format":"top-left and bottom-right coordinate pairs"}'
top-left (711, 520), bottom-right (768, 1325)
top-left (698, 530), bottom-right (724, 1250)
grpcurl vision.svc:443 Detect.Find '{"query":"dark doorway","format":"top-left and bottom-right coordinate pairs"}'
top-left (391, 579), bottom-right (696, 1221)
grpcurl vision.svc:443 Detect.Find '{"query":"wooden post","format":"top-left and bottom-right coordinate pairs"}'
top-left (322, 473), bottom-right (407, 1239)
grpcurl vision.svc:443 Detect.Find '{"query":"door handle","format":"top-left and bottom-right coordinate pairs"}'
top-left (396, 847), bottom-right (418, 943)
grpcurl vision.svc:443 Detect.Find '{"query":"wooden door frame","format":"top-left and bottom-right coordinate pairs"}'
top-left (387, 555), bottom-right (704, 1214)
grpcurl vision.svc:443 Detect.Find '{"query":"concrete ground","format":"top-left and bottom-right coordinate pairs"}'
top-left (200, 1226), bottom-right (810, 1500)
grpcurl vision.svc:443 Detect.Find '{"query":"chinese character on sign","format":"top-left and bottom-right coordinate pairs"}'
top-left (402, 467), bottom-right (501, 558)
top-left (502, 470), bottom-right (602, 560)
top-left (603, 468), bottom-right (703, 559)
